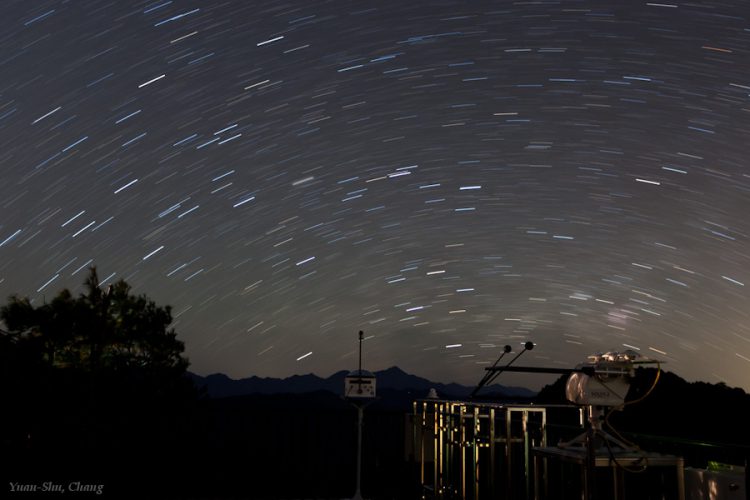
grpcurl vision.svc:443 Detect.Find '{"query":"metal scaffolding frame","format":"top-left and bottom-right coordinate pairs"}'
top-left (411, 399), bottom-right (580, 499)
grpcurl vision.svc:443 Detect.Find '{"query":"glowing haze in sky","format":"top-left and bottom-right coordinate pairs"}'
top-left (2, 0), bottom-right (750, 389)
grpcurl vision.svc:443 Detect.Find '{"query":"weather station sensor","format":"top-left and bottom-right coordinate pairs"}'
top-left (345, 371), bottom-right (376, 398)
top-left (345, 370), bottom-right (376, 399)
top-left (344, 331), bottom-right (377, 399)
top-left (343, 330), bottom-right (377, 500)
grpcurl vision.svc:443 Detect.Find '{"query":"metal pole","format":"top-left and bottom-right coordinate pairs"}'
top-left (506, 407), bottom-right (512, 500)
top-left (524, 410), bottom-right (530, 500)
top-left (353, 404), bottom-right (364, 500)
top-left (585, 407), bottom-right (596, 500)
top-left (490, 408), bottom-right (496, 498)
top-left (461, 406), bottom-right (466, 499)
top-left (359, 330), bottom-right (365, 377)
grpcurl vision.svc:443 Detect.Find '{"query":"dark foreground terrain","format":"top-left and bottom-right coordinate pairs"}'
top-left (3, 367), bottom-right (750, 499)
top-left (3, 381), bottom-right (418, 499)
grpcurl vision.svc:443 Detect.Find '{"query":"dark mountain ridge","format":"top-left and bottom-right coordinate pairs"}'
top-left (189, 365), bottom-right (536, 399)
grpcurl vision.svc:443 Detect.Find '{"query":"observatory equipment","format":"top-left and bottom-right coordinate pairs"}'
top-left (471, 341), bottom-right (534, 397)
top-left (565, 351), bottom-right (637, 408)
top-left (472, 344), bottom-right (670, 500)
top-left (473, 345), bottom-right (659, 451)
top-left (560, 350), bottom-right (642, 453)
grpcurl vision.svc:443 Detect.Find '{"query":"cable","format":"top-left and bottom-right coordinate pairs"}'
top-left (623, 361), bottom-right (661, 407)
top-left (601, 362), bottom-right (662, 472)
top-left (605, 361), bottom-right (661, 442)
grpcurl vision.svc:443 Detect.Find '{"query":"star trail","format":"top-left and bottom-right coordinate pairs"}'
top-left (2, 0), bottom-right (750, 389)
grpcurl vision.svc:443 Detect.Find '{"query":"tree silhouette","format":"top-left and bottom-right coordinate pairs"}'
top-left (1, 266), bottom-right (187, 372)
top-left (0, 268), bottom-right (199, 496)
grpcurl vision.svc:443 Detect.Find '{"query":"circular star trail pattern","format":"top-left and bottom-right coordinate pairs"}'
top-left (2, 0), bottom-right (750, 389)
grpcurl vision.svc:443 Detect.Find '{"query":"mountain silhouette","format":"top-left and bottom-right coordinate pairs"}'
top-left (189, 366), bottom-right (535, 399)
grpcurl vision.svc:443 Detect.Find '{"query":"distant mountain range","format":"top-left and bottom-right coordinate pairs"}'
top-left (188, 366), bottom-right (536, 399)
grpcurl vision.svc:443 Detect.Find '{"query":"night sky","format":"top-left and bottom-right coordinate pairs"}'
top-left (2, 0), bottom-right (750, 390)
